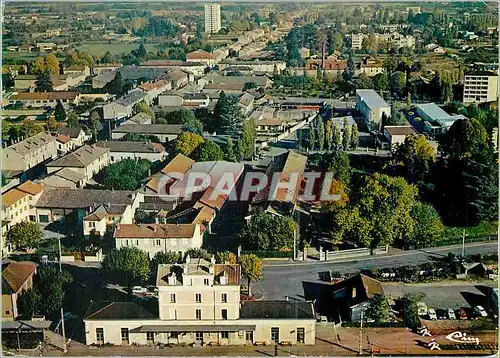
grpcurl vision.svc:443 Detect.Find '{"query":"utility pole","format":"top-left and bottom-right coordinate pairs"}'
top-left (57, 238), bottom-right (68, 354)
top-left (359, 309), bottom-right (364, 355)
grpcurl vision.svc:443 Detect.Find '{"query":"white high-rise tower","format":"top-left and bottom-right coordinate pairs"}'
top-left (204, 3), bottom-right (221, 34)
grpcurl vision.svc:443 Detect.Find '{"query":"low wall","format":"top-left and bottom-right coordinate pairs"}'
top-left (60, 255), bottom-right (75, 262)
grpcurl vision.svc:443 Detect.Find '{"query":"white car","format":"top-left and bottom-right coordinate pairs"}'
top-left (474, 305), bottom-right (488, 318)
top-left (427, 308), bottom-right (437, 320)
top-left (132, 286), bottom-right (148, 295)
top-left (417, 302), bottom-right (428, 316)
top-left (447, 308), bottom-right (456, 320)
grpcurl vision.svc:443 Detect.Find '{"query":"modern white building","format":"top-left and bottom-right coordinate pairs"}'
top-left (463, 70), bottom-right (499, 103)
top-left (84, 258), bottom-right (316, 346)
top-left (204, 3), bottom-right (222, 34)
top-left (351, 33), bottom-right (364, 50)
top-left (355, 89), bottom-right (391, 130)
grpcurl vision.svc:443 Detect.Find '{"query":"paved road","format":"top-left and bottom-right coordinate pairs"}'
top-left (254, 241), bottom-right (498, 300)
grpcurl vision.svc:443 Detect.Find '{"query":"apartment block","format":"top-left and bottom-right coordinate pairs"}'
top-left (355, 89), bottom-right (391, 130)
top-left (463, 70), bottom-right (499, 103)
top-left (204, 3), bottom-right (221, 34)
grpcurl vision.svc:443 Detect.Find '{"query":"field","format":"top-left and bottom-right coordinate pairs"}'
top-left (76, 42), bottom-right (159, 56)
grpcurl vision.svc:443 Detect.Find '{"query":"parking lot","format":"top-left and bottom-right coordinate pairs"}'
top-left (383, 280), bottom-right (495, 310)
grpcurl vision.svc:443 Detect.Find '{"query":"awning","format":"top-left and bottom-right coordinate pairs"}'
top-left (131, 324), bottom-right (256, 333)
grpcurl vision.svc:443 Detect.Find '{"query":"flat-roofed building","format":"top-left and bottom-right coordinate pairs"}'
top-left (355, 89), bottom-right (391, 130)
top-left (463, 70), bottom-right (499, 103)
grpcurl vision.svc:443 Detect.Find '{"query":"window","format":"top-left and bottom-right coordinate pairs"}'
top-left (195, 293), bottom-right (202, 303)
top-left (297, 328), bottom-right (305, 343)
top-left (96, 328), bottom-right (104, 344)
top-left (271, 327), bottom-right (279, 343)
top-left (155, 239), bottom-right (161, 246)
top-left (221, 309), bottom-right (228, 320)
top-left (5, 310), bottom-right (10, 315)
top-left (90, 222), bottom-right (96, 228)
top-left (39, 215), bottom-right (49, 223)
top-left (170, 332), bottom-right (179, 339)
top-left (195, 332), bottom-right (203, 341)
top-left (121, 328), bottom-right (129, 344)
top-left (111, 156), bottom-right (114, 161)
top-left (221, 331), bottom-right (229, 339)
top-left (196, 309), bottom-right (202, 320)
top-left (204, 278), bottom-right (210, 286)
top-left (29, 215), bottom-right (36, 222)
top-left (170, 293), bottom-right (176, 303)
top-left (352, 287), bottom-right (357, 298)
top-left (221, 293), bottom-right (227, 303)
top-left (135, 239), bottom-right (139, 245)
top-left (146, 332), bottom-right (154, 343)
top-left (245, 331), bottom-right (253, 342)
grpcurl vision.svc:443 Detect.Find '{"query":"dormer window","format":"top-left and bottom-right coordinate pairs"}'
top-left (220, 275), bottom-right (227, 285)
top-left (167, 275), bottom-right (176, 285)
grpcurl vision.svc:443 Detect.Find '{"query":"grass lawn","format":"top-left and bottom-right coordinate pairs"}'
top-left (76, 42), bottom-right (158, 56)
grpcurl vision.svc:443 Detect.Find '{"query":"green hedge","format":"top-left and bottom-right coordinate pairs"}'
top-left (241, 250), bottom-right (292, 258)
top-left (342, 321), bottom-right (406, 328)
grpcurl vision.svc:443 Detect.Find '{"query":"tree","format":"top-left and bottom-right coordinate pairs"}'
top-left (231, 138), bottom-right (242, 161)
top-left (33, 56), bottom-right (46, 74)
top-left (392, 134), bottom-right (435, 185)
top-left (17, 288), bottom-right (42, 319)
top-left (103, 159), bottom-right (151, 190)
top-left (134, 208), bottom-right (153, 224)
top-left (241, 120), bottom-right (256, 160)
top-left (401, 293), bottom-right (424, 328)
top-left (67, 112), bottom-right (79, 127)
top-left (136, 44), bottom-right (147, 59)
top-left (105, 71), bottom-right (124, 95)
top-left (355, 73), bottom-right (373, 89)
top-left (213, 91), bottom-right (241, 135)
top-left (149, 251), bottom-right (181, 280)
top-left (238, 254), bottom-right (263, 297)
top-left (325, 120), bottom-right (333, 151)
top-left (439, 118), bottom-right (488, 160)
top-left (226, 137), bottom-right (236, 162)
top-left (333, 123), bottom-right (342, 149)
top-left (175, 132), bottom-right (204, 157)
top-left (308, 123), bottom-right (316, 150)
top-left (133, 100), bottom-right (155, 120)
top-left (54, 100), bottom-right (67, 122)
top-left (18, 266), bottom-right (73, 317)
top-left (390, 71), bottom-right (407, 97)
top-left (383, 57), bottom-right (398, 76)
top-left (316, 118), bottom-right (325, 151)
top-left (35, 69), bottom-right (53, 92)
top-left (44, 54), bottom-right (60, 75)
top-left (342, 120), bottom-right (351, 150)
top-left (326, 150), bottom-right (351, 186)
top-left (366, 294), bottom-right (391, 323)
top-left (215, 251), bottom-right (237, 264)
top-left (89, 110), bottom-right (101, 141)
top-left (239, 212), bottom-right (297, 251)
top-left (47, 115), bottom-right (58, 132)
top-left (101, 51), bottom-right (115, 64)
top-left (362, 34), bottom-right (378, 53)
top-left (196, 140), bottom-right (224, 161)
top-left (7, 221), bottom-right (43, 250)
top-left (35, 266), bottom-right (73, 316)
top-left (185, 248), bottom-right (212, 261)
top-left (350, 123), bottom-right (359, 149)
top-left (407, 202), bottom-right (444, 249)
top-left (372, 73), bottom-right (389, 92)
top-left (157, 108), bottom-right (202, 134)
top-left (243, 82), bottom-right (258, 91)
top-left (102, 247), bottom-right (150, 286)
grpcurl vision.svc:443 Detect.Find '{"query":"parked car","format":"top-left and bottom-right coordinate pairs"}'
top-left (473, 305), bottom-right (488, 318)
top-left (457, 308), bottom-right (468, 320)
top-left (447, 308), bottom-right (456, 320)
top-left (427, 308), bottom-right (437, 320)
top-left (131, 286), bottom-right (148, 295)
top-left (435, 309), bottom-right (447, 320)
top-left (417, 302), bottom-right (428, 316)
